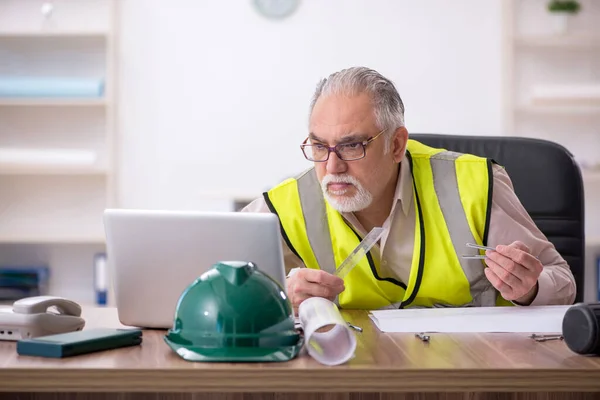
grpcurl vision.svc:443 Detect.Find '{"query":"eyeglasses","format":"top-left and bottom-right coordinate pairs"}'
top-left (300, 130), bottom-right (386, 162)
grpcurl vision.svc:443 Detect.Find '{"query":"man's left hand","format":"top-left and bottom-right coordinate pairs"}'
top-left (484, 241), bottom-right (543, 305)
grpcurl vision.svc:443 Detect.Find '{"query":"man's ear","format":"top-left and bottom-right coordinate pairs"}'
top-left (392, 127), bottom-right (409, 163)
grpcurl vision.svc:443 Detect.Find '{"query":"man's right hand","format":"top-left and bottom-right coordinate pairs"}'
top-left (286, 268), bottom-right (345, 312)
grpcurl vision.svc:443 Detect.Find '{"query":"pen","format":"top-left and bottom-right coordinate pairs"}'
top-left (347, 322), bottom-right (363, 332)
top-left (462, 243), bottom-right (540, 260)
top-left (466, 243), bottom-right (496, 252)
top-left (415, 332), bottom-right (430, 342)
top-left (461, 243), bottom-right (496, 259)
top-left (530, 334), bottom-right (563, 342)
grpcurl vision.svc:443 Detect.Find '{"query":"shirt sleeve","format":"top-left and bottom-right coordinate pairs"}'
top-left (487, 164), bottom-right (577, 305)
top-left (240, 197), bottom-right (305, 274)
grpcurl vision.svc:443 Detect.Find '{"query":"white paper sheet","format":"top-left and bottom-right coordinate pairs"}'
top-left (369, 305), bottom-right (571, 333)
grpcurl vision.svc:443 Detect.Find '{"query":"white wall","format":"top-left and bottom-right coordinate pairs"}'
top-left (117, 0), bottom-right (504, 210)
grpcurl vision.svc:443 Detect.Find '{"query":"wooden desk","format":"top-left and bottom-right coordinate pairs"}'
top-left (1, 307), bottom-right (600, 400)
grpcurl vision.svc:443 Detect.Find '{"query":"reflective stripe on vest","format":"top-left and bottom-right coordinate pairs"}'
top-left (429, 151), bottom-right (496, 307)
top-left (297, 170), bottom-right (336, 275)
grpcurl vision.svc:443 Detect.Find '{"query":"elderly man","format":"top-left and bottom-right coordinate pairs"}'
top-left (242, 66), bottom-right (576, 311)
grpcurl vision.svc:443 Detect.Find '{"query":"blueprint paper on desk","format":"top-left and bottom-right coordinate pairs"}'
top-left (369, 305), bottom-right (571, 333)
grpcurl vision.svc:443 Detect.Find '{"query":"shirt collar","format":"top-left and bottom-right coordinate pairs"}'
top-left (396, 157), bottom-right (413, 216)
top-left (340, 157), bottom-right (413, 225)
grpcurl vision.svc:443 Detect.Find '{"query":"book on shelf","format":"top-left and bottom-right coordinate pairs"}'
top-left (94, 253), bottom-right (107, 306)
top-left (0, 266), bottom-right (49, 301)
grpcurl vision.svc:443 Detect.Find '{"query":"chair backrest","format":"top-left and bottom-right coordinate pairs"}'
top-left (411, 134), bottom-right (585, 303)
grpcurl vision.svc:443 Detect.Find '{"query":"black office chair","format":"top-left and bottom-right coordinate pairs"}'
top-left (411, 134), bottom-right (585, 303)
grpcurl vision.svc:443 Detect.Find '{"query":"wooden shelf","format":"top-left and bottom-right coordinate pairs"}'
top-left (582, 169), bottom-right (600, 183)
top-left (515, 104), bottom-right (600, 116)
top-left (515, 34), bottom-right (600, 49)
top-left (0, 165), bottom-right (109, 176)
top-left (0, 235), bottom-right (105, 244)
top-left (0, 0), bottom-right (116, 303)
top-left (0, 177), bottom-right (107, 244)
top-left (586, 236), bottom-right (600, 246)
top-left (0, 31), bottom-right (108, 39)
top-left (0, 98), bottom-right (106, 107)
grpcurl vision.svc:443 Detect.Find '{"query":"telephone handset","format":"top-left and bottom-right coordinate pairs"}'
top-left (0, 296), bottom-right (86, 341)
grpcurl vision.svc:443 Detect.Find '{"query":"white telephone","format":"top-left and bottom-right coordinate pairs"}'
top-left (0, 296), bottom-right (86, 341)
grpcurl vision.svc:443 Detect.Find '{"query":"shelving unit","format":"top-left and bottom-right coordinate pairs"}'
top-left (502, 0), bottom-right (600, 302)
top-left (0, 0), bottom-right (117, 305)
top-left (503, 2), bottom-right (600, 119)
top-left (502, 0), bottom-right (600, 162)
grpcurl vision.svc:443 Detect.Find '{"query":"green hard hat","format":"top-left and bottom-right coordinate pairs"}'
top-left (164, 261), bottom-right (303, 362)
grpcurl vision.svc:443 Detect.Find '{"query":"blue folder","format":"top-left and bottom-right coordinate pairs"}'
top-left (0, 266), bottom-right (49, 300)
top-left (0, 77), bottom-right (104, 98)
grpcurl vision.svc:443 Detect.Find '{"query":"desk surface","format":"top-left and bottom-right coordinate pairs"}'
top-left (1, 307), bottom-right (600, 393)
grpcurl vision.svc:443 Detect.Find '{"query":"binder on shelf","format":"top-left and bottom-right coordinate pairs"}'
top-left (94, 253), bottom-right (107, 306)
top-left (0, 77), bottom-right (105, 98)
top-left (0, 266), bottom-right (49, 301)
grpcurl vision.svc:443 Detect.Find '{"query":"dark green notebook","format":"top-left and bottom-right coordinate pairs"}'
top-left (16, 328), bottom-right (142, 358)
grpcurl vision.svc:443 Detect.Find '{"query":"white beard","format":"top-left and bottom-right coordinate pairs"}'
top-left (321, 174), bottom-right (373, 212)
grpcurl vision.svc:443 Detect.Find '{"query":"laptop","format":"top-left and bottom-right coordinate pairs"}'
top-left (103, 209), bottom-right (287, 329)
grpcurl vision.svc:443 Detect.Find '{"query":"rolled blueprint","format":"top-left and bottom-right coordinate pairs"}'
top-left (298, 297), bottom-right (356, 365)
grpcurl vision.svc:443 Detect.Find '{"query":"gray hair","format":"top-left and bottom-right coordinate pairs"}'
top-left (309, 67), bottom-right (405, 152)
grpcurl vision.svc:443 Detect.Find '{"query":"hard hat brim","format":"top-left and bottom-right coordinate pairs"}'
top-left (163, 336), bottom-right (304, 362)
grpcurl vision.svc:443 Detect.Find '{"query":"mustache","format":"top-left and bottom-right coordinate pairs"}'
top-left (322, 174), bottom-right (360, 186)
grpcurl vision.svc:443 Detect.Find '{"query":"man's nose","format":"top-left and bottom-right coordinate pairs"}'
top-left (326, 151), bottom-right (347, 174)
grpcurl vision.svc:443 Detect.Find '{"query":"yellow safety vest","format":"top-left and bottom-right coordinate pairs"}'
top-left (264, 140), bottom-right (512, 309)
